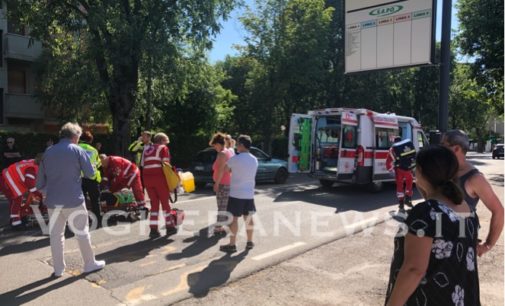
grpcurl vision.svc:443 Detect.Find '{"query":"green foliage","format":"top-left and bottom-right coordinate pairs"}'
top-left (8, 0), bottom-right (237, 155)
top-left (33, 48), bottom-right (109, 124)
top-left (449, 63), bottom-right (493, 144)
top-left (7, 0), bottom-right (503, 157)
top-left (456, 0), bottom-right (504, 114)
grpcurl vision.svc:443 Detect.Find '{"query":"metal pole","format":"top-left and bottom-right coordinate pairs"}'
top-left (438, 0), bottom-right (452, 132)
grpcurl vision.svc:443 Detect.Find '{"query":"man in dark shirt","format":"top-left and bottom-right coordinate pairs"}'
top-left (2, 137), bottom-right (22, 169)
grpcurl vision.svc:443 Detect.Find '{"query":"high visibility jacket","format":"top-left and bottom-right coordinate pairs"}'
top-left (2, 159), bottom-right (38, 197)
top-left (102, 156), bottom-right (140, 193)
top-left (141, 144), bottom-right (170, 176)
top-left (79, 142), bottom-right (102, 182)
top-left (128, 140), bottom-right (151, 165)
top-left (386, 139), bottom-right (416, 171)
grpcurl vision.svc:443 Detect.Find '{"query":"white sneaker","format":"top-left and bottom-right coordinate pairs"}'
top-left (83, 260), bottom-right (106, 273)
top-left (52, 270), bottom-right (64, 278)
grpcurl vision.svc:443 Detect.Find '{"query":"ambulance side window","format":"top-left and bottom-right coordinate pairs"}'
top-left (376, 128), bottom-right (397, 150)
top-left (342, 125), bottom-right (357, 148)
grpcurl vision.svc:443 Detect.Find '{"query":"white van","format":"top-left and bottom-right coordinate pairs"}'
top-left (288, 108), bottom-right (428, 188)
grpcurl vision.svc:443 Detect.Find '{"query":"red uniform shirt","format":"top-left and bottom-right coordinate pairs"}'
top-left (2, 159), bottom-right (38, 198)
top-left (141, 144), bottom-right (171, 176)
top-left (103, 156), bottom-right (140, 193)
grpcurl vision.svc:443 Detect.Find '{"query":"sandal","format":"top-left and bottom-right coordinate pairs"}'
top-left (219, 244), bottom-right (237, 253)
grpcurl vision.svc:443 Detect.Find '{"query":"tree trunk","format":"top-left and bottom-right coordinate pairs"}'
top-left (112, 112), bottom-right (131, 157)
top-left (145, 55), bottom-right (154, 130)
top-left (109, 73), bottom-right (137, 156)
top-left (110, 89), bottom-right (133, 157)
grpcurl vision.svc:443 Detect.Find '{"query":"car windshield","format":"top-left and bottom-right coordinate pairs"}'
top-left (250, 148), bottom-right (269, 160)
top-left (195, 150), bottom-right (216, 163)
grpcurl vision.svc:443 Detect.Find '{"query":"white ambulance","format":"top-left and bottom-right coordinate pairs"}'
top-left (288, 108), bottom-right (428, 189)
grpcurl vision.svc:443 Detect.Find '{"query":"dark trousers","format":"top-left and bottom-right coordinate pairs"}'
top-left (82, 178), bottom-right (101, 223)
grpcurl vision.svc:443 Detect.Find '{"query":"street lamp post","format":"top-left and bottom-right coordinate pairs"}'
top-left (438, 0), bottom-right (452, 133)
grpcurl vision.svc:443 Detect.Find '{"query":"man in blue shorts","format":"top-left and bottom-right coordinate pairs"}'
top-left (220, 135), bottom-right (258, 253)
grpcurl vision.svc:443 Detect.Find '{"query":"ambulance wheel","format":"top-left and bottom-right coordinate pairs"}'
top-left (367, 182), bottom-right (383, 193)
top-left (274, 168), bottom-right (288, 184)
top-left (319, 180), bottom-right (334, 188)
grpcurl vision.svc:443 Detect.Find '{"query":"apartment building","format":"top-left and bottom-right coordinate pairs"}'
top-left (0, 1), bottom-right (45, 131)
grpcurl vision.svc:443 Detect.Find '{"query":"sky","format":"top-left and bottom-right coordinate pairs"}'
top-left (208, 0), bottom-right (461, 63)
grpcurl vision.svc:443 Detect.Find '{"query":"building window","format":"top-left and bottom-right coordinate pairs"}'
top-left (8, 68), bottom-right (26, 94)
top-left (7, 18), bottom-right (26, 36)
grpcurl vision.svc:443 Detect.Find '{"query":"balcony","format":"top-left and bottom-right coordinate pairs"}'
top-left (3, 33), bottom-right (42, 62)
top-left (4, 93), bottom-right (44, 119)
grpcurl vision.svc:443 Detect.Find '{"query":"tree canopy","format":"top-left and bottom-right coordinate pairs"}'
top-left (456, 0), bottom-right (504, 115)
top-left (9, 0), bottom-right (236, 155)
top-left (9, 0), bottom-right (503, 159)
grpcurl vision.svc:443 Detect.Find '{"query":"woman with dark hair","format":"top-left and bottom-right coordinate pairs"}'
top-left (385, 145), bottom-right (480, 306)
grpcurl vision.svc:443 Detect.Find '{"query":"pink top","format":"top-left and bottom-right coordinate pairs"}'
top-left (212, 149), bottom-right (233, 185)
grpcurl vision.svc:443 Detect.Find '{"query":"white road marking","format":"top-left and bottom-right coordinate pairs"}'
top-left (252, 241), bottom-right (306, 261)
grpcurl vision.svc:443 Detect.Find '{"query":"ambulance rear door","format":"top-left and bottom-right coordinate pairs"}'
top-left (372, 114), bottom-right (399, 181)
top-left (337, 111), bottom-right (358, 181)
top-left (288, 113), bottom-right (313, 173)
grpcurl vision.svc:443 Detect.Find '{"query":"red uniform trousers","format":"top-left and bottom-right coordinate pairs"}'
top-left (394, 168), bottom-right (413, 201)
top-left (144, 172), bottom-right (173, 230)
top-left (1, 177), bottom-right (44, 226)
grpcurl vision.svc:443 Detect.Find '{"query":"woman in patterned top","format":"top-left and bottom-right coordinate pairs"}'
top-left (385, 145), bottom-right (480, 306)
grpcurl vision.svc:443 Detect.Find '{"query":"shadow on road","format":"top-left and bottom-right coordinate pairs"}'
top-left (0, 237), bottom-right (50, 256)
top-left (167, 227), bottom-right (222, 261)
top-left (272, 183), bottom-right (423, 213)
top-left (96, 237), bottom-right (174, 264)
top-left (0, 274), bottom-right (84, 305)
top-left (489, 174), bottom-right (504, 187)
top-left (187, 250), bottom-right (249, 298)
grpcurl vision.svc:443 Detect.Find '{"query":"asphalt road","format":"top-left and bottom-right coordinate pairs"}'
top-left (0, 153), bottom-right (502, 305)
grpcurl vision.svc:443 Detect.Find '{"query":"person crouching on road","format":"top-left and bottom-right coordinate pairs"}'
top-left (385, 145), bottom-right (480, 305)
top-left (220, 135), bottom-right (258, 253)
top-left (386, 136), bottom-right (416, 214)
top-left (99, 154), bottom-right (146, 211)
top-left (210, 132), bottom-right (233, 236)
top-left (36, 122), bottom-right (105, 277)
top-left (141, 132), bottom-right (176, 238)
top-left (1, 155), bottom-right (46, 230)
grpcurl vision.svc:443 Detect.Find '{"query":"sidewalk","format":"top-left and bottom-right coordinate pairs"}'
top-left (174, 203), bottom-right (504, 306)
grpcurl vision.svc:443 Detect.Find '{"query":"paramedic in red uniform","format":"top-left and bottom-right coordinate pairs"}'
top-left (1, 157), bottom-right (45, 229)
top-left (141, 132), bottom-right (176, 238)
top-left (99, 154), bottom-right (146, 210)
top-left (386, 137), bottom-right (416, 213)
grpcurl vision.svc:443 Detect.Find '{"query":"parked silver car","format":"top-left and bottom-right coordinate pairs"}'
top-left (189, 147), bottom-right (289, 188)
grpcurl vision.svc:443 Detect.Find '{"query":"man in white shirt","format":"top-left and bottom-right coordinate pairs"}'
top-left (220, 135), bottom-right (258, 253)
